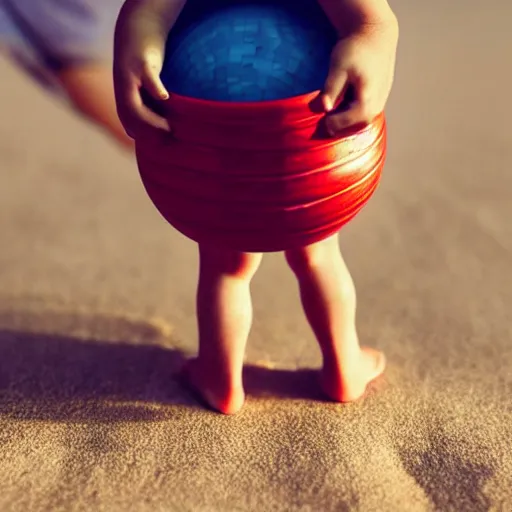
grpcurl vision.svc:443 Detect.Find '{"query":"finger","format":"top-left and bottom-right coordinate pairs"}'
top-left (324, 100), bottom-right (378, 136)
top-left (123, 80), bottom-right (170, 137)
top-left (324, 107), bottom-right (365, 136)
top-left (141, 54), bottom-right (169, 101)
top-left (324, 106), bottom-right (379, 136)
top-left (324, 80), bottom-right (378, 136)
top-left (321, 65), bottom-right (349, 112)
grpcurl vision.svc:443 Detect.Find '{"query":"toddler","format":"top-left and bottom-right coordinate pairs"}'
top-left (113, 0), bottom-right (399, 414)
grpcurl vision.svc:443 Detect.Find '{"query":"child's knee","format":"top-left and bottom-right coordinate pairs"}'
top-left (285, 237), bottom-right (339, 275)
top-left (199, 245), bottom-right (262, 279)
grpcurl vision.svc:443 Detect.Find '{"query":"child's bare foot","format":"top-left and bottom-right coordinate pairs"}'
top-left (180, 359), bottom-right (246, 415)
top-left (320, 347), bottom-right (386, 403)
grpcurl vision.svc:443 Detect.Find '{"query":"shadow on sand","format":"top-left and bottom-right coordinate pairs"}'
top-left (0, 329), bottom-right (326, 422)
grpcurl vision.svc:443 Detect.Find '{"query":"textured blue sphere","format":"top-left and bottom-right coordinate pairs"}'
top-left (161, 0), bottom-right (337, 102)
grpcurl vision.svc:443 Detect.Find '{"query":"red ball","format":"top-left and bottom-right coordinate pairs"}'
top-left (136, 91), bottom-right (387, 252)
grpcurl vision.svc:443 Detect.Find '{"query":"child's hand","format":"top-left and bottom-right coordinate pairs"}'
top-left (113, 0), bottom-right (186, 140)
top-left (320, 17), bottom-right (399, 136)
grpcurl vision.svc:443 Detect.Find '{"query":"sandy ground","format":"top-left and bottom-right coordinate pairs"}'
top-left (0, 1), bottom-right (511, 511)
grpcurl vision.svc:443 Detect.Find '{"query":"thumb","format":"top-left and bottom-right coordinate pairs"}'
top-left (141, 48), bottom-right (169, 101)
top-left (321, 65), bottom-right (348, 112)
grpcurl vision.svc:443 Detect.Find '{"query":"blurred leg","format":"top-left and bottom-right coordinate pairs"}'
top-left (56, 63), bottom-right (134, 149)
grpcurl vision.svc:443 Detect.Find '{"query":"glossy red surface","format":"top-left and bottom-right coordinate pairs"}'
top-left (136, 91), bottom-right (387, 252)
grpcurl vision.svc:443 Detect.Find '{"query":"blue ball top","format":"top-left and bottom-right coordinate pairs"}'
top-left (160, 0), bottom-right (337, 102)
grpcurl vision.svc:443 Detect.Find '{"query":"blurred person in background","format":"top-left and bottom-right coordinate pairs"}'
top-left (0, 0), bottom-right (132, 149)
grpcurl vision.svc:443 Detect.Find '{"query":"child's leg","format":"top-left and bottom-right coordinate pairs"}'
top-left (285, 234), bottom-right (385, 402)
top-left (183, 243), bottom-right (262, 415)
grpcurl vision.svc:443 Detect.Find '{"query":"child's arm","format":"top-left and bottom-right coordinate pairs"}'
top-left (318, 0), bottom-right (397, 34)
top-left (113, 0), bottom-right (187, 139)
top-left (317, 0), bottom-right (399, 135)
